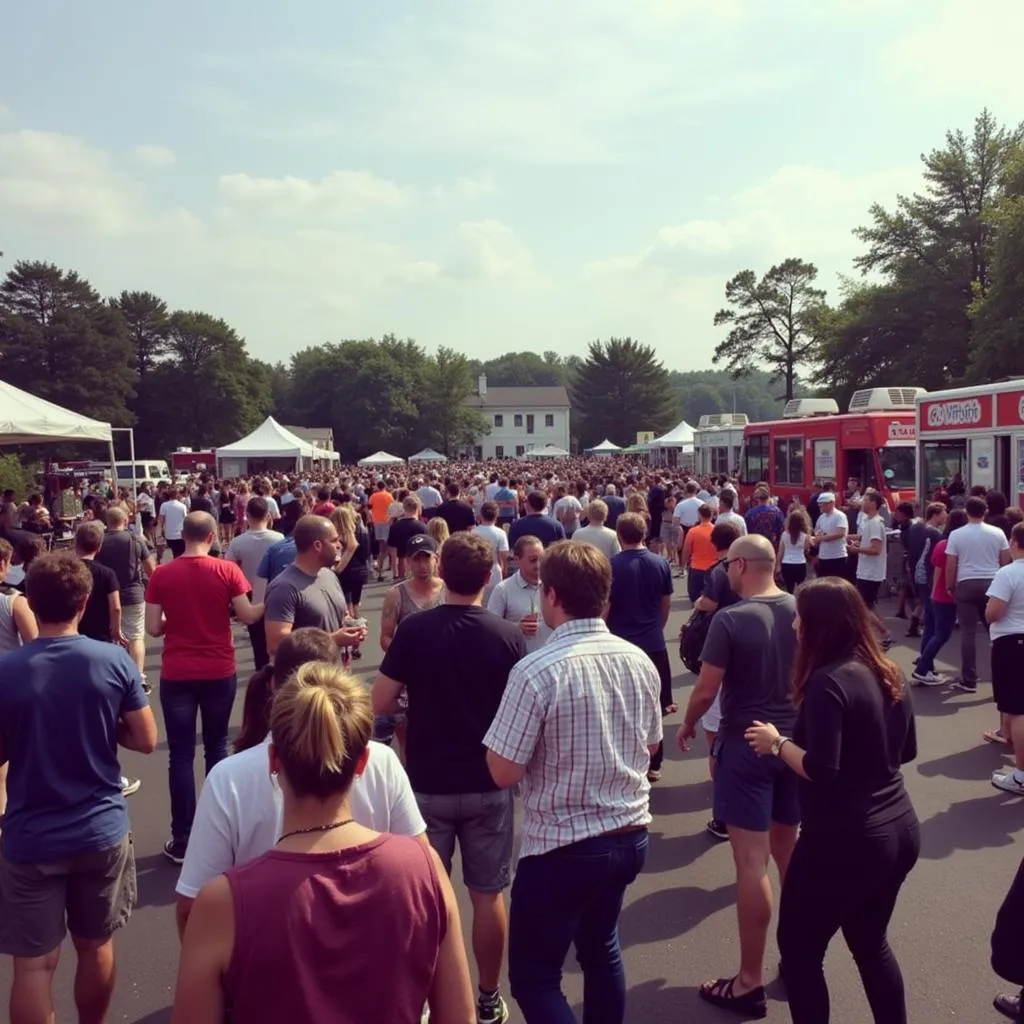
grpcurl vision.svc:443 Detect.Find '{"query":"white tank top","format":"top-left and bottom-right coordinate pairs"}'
top-left (0, 591), bottom-right (22, 654)
top-left (781, 532), bottom-right (808, 565)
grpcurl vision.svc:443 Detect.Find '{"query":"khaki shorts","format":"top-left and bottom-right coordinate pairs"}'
top-left (0, 834), bottom-right (136, 957)
top-left (121, 603), bottom-right (145, 641)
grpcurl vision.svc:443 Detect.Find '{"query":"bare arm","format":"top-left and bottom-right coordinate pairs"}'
top-left (117, 706), bottom-right (158, 754)
top-left (230, 594), bottom-right (264, 626)
top-left (171, 877), bottom-right (233, 1024)
top-left (371, 671), bottom-right (404, 716)
top-left (987, 597), bottom-right (1008, 625)
top-left (11, 595), bottom-right (37, 643)
top-left (426, 848), bottom-right (476, 1024)
top-left (486, 749), bottom-right (528, 789)
top-left (265, 619), bottom-right (292, 658)
top-left (108, 590), bottom-right (123, 644)
top-left (945, 554), bottom-right (958, 595)
top-left (693, 595), bottom-right (719, 614)
top-left (680, 662), bottom-right (725, 742)
top-left (145, 602), bottom-right (165, 638)
top-left (659, 594), bottom-right (671, 628)
top-left (380, 588), bottom-right (399, 652)
top-left (1000, 549), bottom-right (1012, 567)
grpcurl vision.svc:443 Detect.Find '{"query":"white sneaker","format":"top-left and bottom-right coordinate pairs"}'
top-left (121, 776), bottom-right (142, 797)
top-left (992, 770), bottom-right (1024, 794)
top-left (912, 670), bottom-right (944, 686)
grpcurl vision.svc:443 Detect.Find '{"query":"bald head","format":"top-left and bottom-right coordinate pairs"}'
top-left (729, 534), bottom-right (776, 566)
top-left (182, 511), bottom-right (217, 544)
top-left (293, 515), bottom-right (333, 553)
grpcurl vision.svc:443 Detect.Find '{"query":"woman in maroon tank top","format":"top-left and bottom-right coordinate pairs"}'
top-left (171, 662), bottom-right (475, 1024)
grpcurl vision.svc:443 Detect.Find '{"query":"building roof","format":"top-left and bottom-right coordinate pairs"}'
top-left (464, 385), bottom-right (570, 410)
top-left (282, 425), bottom-right (334, 447)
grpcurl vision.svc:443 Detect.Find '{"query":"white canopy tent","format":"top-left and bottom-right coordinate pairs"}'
top-left (0, 379), bottom-right (113, 447)
top-left (649, 419), bottom-right (695, 468)
top-left (408, 447), bottom-right (448, 463)
top-left (584, 438), bottom-right (621, 456)
top-left (216, 416), bottom-right (323, 476)
top-left (358, 450), bottom-right (405, 467)
top-left (522, 445), bottom-right (571, 459)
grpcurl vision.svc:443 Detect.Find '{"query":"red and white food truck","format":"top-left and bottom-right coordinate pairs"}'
top-left (916, 379), bottom-right (1024, 508)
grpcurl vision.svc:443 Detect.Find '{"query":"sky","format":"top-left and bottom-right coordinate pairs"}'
top-left (1, 0), bottom-right (1022, 372)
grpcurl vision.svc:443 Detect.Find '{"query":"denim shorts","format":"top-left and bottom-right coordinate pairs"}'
top-left (713, 735), bottom-right (800, 831)
top-left (415, 789), bottom-right (514, 893)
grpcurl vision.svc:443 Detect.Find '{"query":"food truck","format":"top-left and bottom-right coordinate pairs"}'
top-left (915, 379), bottom-right (1024, 508)
top-left (693, 414), bottom-right (748, 477)
top-left (740, 387), bottom-right (922, 509)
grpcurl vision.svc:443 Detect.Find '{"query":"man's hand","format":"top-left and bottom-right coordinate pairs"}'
top-left (676, 720), bottom-right (697, 753)
top-left (335, 625), bottom-right (368, 647)
top-left (116, 632), bottom-right (131, 650)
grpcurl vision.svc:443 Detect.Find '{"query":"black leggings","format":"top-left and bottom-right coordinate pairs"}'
top-left (777, 816), bottom-right (920, 1024)
top-left (644, 647), bottom-right (673, 772)
top-left (780, 562), bottom-right (807, 593)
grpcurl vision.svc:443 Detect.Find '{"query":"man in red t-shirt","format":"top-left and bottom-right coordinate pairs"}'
top-left (145, 512), bottom-right (264, 864)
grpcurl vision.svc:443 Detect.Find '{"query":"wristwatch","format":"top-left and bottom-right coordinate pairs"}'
top-left (770, 735), bottom-right (790, 757)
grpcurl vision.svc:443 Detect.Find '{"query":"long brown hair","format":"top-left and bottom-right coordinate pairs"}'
top-left (792, 576), bottom-right (903, 706)
top-left (786, 509), bottom-right (810, 544)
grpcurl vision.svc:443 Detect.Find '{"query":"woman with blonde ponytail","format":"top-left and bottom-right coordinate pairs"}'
top-left (173, 661), bottom-right (475, 1024)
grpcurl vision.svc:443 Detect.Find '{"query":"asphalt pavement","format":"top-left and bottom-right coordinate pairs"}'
top-left (2, 575), bottom-right (1021, 1022)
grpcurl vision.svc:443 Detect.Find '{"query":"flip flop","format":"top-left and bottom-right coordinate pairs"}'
top-left (984, 730), bottom-right (1011, 746)
top-left (698, 976), bottom-right (767, 1019)
top-left (993, 992), bottom-right (1022, 1019)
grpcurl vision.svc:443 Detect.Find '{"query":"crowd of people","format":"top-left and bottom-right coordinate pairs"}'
top-left (1, 457), bottom-right (1023, 1022)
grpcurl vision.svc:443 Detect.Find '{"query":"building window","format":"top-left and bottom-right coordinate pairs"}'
top-left (545, 413), bottom-right (554, 428)
top-left (743, 434), bottom-right (769, 484)
top-left (514, 413), bottom-right (523, 427)
top-left (527, 414), bottom-right (535, 434)
top-left (710, 446), bottom-right (730, 474)
top-left (474, 445), bottom-right (483, 461)
top-left (515, 445), bottom-right (525, 456)
top-left (495, 445), bottom-right (504, 458)
top-left (494, 414), bottom-right (503, 427)
top-left (773, 437), bottom-right (804, 486)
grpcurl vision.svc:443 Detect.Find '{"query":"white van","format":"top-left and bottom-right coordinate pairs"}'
top-left (114, 460), bottom-right (171, 490)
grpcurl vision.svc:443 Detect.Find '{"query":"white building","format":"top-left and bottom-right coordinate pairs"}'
top-left (693, 414), bottom-right (748, 476)
top-left (463, 375), bottom-right (572, 459)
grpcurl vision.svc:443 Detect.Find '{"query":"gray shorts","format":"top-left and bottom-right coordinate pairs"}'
top-left (415, 790), bottom-right (514, 893)
top-left (0, 834), bottom-right (136, 957)
top-left (374, 523), bottom-right (390, 542)
top-left (121, 602), bottom-right (145, 641)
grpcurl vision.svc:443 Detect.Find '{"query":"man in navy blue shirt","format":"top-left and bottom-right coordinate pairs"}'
top-left (0, 552), bottom-right (157, 1021)
top-left (602, 484), bottom-right (627, 529)
top-left (508, 491), bottom-right (566, 549)
top-left (607, 512), bottom-right (675, 781)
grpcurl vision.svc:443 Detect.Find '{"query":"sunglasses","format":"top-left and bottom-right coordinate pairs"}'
top-left (724, 556), bottom-right (775, 568)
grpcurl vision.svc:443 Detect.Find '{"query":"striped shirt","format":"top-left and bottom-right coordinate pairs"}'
top-left (483, 618), bottom-right (662, 858)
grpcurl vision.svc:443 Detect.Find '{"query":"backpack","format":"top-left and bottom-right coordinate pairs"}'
top-left (679, 609), bottom-right (711, 674)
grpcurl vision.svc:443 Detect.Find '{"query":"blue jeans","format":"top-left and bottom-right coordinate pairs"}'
top-left (509, 829), bottom-right (648, 1024)
top-left (916, 602), bottom-right (955, 675)
top-left (160, 676), bottom-right (238, 843)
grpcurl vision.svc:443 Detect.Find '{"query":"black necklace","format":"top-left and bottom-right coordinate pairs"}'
top-left (277, 818), bottom-right (355, 844)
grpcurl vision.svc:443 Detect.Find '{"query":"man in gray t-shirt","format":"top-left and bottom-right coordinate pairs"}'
top-left (263, 515), bottom-right (364, 659)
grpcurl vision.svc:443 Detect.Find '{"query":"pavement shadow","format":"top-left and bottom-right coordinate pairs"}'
top-left (574, 978), bottom-right (764, 1024)
top-left (649, 779), bottom-right (715, 818)
top-left (132, 1009), bottom-right (172, 1024)
top-left (918, 794), bottom-right (1023, 859)
top-left (619, 883), bottom-right (734, 946)
top-left (134, 853), bottom-right (181, 909)
top-left (644, 828), bottom-right (721, 875)
top-left (917, 743), bottom-right (1010, 782)
top-left (909, 689), bottom-right (991, 718)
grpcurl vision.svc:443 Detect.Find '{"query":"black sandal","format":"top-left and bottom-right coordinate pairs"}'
top-left (698, 977), bottom-right (767, 1019)
top-left (994, 992), bottom-right (1023, 1020)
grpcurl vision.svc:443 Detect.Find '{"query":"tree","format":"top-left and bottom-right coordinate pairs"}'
top-left (969, 148), bottom-right (1024, 381)
top-left (114, 290), bottom-right (170, 452)
top-left (667, 368), bottom-right (798, 423)
top-left (825, 109), bottom-right (1024, 391)
top-left (571, 338), bottom-right (677, 448)
top-left (421, 347), bottom-right (490, 456)
top-left (713, 258), bottom-right (827, 402)
top-left (0, 261), bottom-right (135, 427)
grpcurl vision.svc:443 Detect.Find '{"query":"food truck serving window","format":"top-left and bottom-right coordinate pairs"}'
top-left (878, 447), bottom-right (915, 490)
top-left (923, 442), bottom-right (968, 494)
top-left (743, 434), bottom-right (769, 484)
top-left (773, 437), bottom-right (804, 486)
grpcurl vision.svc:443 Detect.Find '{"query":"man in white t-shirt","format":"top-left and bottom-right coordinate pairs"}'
top-left (848, 493), bottom-right (893, 648)
top-left (158, 488), bottom-right (189, 559)
top-left (553, 486), bottom-right (583, 538)
top-left (673, 482), bottom-right (704, 531)
top-left (812, 493), bottom-right (849, 577)
top-left (473, 501), bottom-right (510, 603)
top-left (987, 522), bottom-right (1024, 794)
top-left (946, 495), bottom-right (1011, 692)
top-left (715, 491), bottom-right (747, 536)
top-left (415, 479), bottom-right (443, 518)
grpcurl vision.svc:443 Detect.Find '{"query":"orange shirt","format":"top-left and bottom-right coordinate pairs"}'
top-left (368, 490), bottom-right (394, 525)
top-left (686, 522), bottom-right (718, 571)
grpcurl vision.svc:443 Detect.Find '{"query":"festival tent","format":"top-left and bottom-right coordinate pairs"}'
top-left (0, 379), bottom-right (113, 447)
top-left (648, 418), bottom-right (695, 468)
top-left (408, 447), bottom-right (448, 462)
top-left (522, 445), bottom-right (571, 459)
top-left (584, 438), bottom-right (621, 456)
top-left (216, 416), bottom-right (324, 476)
top-left (357, 450), bottom-right (405, 467)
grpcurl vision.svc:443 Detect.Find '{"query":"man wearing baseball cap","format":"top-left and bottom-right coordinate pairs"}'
top-left (811, 492), bottom-right (849, 578)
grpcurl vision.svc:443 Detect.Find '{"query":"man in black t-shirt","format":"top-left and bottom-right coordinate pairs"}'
top-left (436, 482), bottom-right (477, 535)
top-left (371, 532), bottom-right (526, 1024)
top-left (386, 495), bottom-right (427, 579)
top-left (75, 523), bottom-right (122, 644)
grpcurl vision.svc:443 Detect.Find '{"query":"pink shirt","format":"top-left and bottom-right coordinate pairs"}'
top-left (931, 539), bottom-right (954, 604)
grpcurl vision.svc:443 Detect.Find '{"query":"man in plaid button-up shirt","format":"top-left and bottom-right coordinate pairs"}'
top-left (484, 540), bottom-right (661, 1024)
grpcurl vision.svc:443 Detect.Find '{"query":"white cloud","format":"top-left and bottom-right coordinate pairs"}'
top-left (444, 221), bottom-right (539, 284)
top-left (433, 175), bottom-right (497, 204)
top-left (217, 170), bottom-right (412, 219)
top-left (132, 144), bottom-right (176, 168)
top-left (882, 0), bottom-right (1024, 102)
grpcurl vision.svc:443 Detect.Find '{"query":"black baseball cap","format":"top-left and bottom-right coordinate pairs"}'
top-left (406, 534), bottom-right (438, 557)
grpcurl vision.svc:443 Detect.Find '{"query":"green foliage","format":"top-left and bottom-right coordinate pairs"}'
top-left (468, 350), bottom-right (578, 389)
top-left (422, 347), bottom-right (491, 456)
top-left (0, 454), bottom-right (35, 499)
top-left (571, 338), bottom-right (677, 448)
top-left (668, 368), bottom-right (798, 424)
top-left (818, 109), bottom-right (1023, 397)
top-left (713, 258), bottom-right (827, 402)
